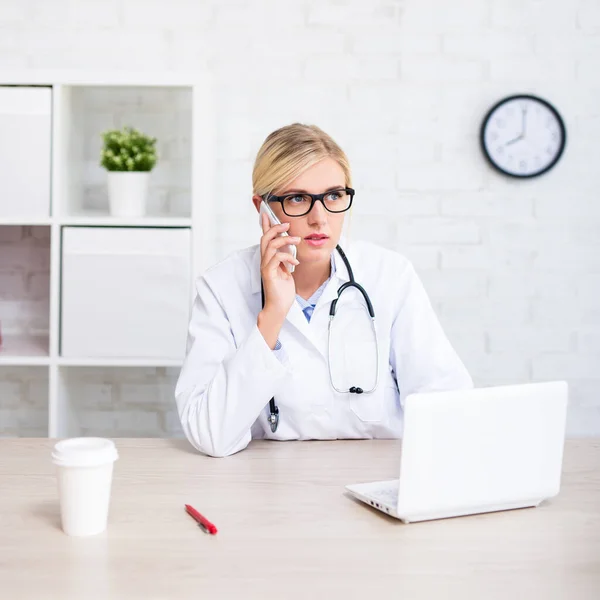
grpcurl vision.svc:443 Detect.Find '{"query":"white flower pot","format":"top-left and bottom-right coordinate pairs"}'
top-left (107, 172), bottom-right (150, 217)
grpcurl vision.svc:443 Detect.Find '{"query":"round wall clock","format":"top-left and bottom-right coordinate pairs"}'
top-left (480, 94), bottom-right (566, 178)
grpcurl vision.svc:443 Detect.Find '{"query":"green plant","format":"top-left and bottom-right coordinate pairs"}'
top-left (100, 126), bottom-right (158, 172)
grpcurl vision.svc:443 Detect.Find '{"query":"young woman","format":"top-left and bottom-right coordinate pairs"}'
top-left (175, 123), bottom-right (473, 457)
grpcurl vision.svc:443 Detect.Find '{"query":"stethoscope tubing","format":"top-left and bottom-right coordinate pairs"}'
top-left (263, 245), bottom-right (377, 433)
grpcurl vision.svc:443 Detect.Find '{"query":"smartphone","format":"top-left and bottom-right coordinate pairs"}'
top-left (259, 200), bottom-right (297, 273)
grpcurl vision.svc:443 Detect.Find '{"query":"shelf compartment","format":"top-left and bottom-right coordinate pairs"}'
top-left (55, 85), bottom-right (192, 219)
top-left (56, 366), bottom-right (183, 438)
top-left (0, 86), bottom-right (52, 219)
top-left (0, 366), bottom-right (49, 437)
top-left (0, 225), bottom-right (51, 363)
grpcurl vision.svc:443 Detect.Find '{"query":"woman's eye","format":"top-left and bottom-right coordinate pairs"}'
top-left (325, 191), bottom-right (342, 201)
top-left (288, 195), bottom-right (307, 204)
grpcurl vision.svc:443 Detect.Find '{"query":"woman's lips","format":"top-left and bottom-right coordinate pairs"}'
top-left (304, 236), bottom-right (329, 247)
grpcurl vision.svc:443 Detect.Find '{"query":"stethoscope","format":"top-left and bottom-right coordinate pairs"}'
top-left (261, 245), bottom-right (379, 433)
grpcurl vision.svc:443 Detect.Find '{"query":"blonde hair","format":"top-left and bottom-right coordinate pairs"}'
top-left (252, 123), bottom-right (352, 196)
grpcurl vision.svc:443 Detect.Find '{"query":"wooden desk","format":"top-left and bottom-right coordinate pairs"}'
top-left (1, 439), bottom-right (599, 600)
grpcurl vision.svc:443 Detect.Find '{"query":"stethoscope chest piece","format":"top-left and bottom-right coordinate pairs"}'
top-left (268, 405), bottom-right (279, 433)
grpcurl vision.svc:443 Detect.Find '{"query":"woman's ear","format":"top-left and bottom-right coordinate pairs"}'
top-left (252, 195), bottom-right (262, 213)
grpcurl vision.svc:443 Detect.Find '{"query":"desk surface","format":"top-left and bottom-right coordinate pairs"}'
top-left (1, 438), bottom-right (599, 600)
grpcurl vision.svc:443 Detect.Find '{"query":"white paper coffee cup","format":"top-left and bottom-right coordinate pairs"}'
top-left (51, 438), bottom-right (119, 537)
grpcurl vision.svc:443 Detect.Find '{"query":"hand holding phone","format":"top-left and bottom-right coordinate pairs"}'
top-left (257, 201), bottom-right (300, 337)
top-left (258, 201), bottom-right (297, 273)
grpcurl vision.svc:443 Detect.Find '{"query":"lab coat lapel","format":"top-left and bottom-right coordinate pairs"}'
top-left (284, 301), bottom-right (315, 346)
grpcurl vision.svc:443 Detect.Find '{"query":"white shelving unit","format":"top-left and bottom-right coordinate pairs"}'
top-left (0, 71), bottom-right (215, 438)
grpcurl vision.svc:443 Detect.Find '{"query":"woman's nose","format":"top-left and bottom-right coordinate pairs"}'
top-left (307, 200), bottom-right (328, 224)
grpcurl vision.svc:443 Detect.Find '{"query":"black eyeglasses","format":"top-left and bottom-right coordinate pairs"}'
top-left (263, 187), bottom-right (355, 217)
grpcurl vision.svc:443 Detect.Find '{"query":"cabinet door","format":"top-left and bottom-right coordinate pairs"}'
top-left (0, 87), bottom-right (52, 218)
top-left (61, 227), bottom-right (191, 360)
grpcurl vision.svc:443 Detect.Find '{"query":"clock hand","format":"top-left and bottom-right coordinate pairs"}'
top-left (505, 134), bottom-right (523, 146)
top-left (521, 107), bottom-right (527, 138)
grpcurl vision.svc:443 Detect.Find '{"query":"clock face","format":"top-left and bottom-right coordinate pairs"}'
top-left (480, 94), bottom-right (566, 178)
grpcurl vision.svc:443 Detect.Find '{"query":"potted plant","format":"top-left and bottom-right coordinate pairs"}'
top-left (100, 126), bottom-right (158, 217)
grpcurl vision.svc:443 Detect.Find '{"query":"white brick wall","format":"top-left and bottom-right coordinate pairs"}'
top-left (0, 0), bottom-right (599, 436)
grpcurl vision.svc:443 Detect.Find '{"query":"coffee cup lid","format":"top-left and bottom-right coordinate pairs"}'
top-left (52, 437), bottom-right (119, 468)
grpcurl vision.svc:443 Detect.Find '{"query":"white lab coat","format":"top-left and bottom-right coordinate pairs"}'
top-left (175, 240), bottom-right (473, 457)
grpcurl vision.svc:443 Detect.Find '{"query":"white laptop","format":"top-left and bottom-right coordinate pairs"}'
top-left (346, 381), bottom-right (568, 523)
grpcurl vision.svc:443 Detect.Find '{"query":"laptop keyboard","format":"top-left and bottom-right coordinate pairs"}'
top-left (368, 485), bottom-right (398, 506)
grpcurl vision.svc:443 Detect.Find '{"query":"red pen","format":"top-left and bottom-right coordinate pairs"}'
top-left (185, 504), bottom-right (218, 535)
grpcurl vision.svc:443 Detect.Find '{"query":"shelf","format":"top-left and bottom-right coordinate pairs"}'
top-left (57, 357), bottom-right (183, 368)
top-left (0, 336), bottom-right (50, 366)
top-left (1, 71), bottom-right (204, 87)
top-left (59, 212), bottom-right (191, 228)
top-left (0, 217), bottom-right (52, 226)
